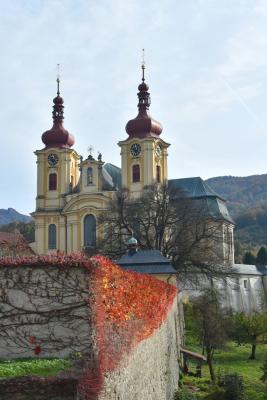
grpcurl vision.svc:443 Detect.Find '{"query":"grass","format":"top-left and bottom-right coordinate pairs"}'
top-left (0, 358), bottom-right (71, 378)
top-left (182, 340), bottom-right (267, 400)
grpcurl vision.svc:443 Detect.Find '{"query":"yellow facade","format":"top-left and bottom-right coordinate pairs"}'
top-left (33, 133), bottom-right (169, 254)
top-left (32, 70), bottom-right (171, 255)
top-left (32, 148), bottom-right (114, 254)
top-left (118, 137), bottom-right (170, 196)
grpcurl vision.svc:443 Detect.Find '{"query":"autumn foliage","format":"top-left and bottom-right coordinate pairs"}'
top-left (0, 253), bottom-right (177, 399)
top-left (80, 255), bottom-right (177, 399)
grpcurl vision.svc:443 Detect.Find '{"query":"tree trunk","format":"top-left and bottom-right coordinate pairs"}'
top-left (249, 342), bottom-right (256, 360)
top-left (206, 350), bottom-right (215, 382)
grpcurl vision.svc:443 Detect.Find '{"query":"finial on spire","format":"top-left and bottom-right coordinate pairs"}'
top-left (56, 63), bottom-right (60, 96)
top-left (137, 49), bottom-right (151, 111)
top-left (141, 49), bottom-right (145, 82)
top-left (87, 145), bottom-right (95, 160)
top-left (88, 145), bottom-right (94, 156)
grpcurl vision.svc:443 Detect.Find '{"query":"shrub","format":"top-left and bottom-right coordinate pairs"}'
top-left (203, 387), bottom-right (225, 400)
top-left (224, 373), bottom-right (246, 400)
top-left (260, 353), bottom-right (267, 382)
top-left (173, 388), bottom-right (197, 400)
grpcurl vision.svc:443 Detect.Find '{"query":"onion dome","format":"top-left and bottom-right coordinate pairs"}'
top-left (42, 77), bottom-right (75, 149)
top-left (125, 63), bottom-right (163, 139)
top-left (127, 235), bottom-right (138, 255)
top-left (127, 236), bottom-right (138, 246)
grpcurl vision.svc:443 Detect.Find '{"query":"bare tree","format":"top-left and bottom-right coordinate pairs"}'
top-left (97, 183), bottom-right (235, 281)
top-left (0, 232), bottom-right (34, 257)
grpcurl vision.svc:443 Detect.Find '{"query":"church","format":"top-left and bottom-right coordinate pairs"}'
top-left (32, 64), bottom-right (234, 264)
top-left (30, 64), bottom-right (267, 313)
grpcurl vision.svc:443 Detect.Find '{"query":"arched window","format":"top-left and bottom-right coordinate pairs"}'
top-left (49, 173), bottom-right (57, 190)
top-left (48, 224), bottom-right (57, 249)
top-left (87, 167), bottom-right (93, 185)
top-left (132, 164), bottom-right (140, 183)
top-left (156, 165), bottom-right (161, 183)
top-left (84, 214), bottom-right (96, 248)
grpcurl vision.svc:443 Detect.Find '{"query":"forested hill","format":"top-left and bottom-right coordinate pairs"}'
top-left (206, 174), bottom-right (267, 217)
top-left (206, 174), bottom-right (267, 252)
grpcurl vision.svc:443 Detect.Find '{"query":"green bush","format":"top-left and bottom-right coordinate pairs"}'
top-left (224, 373), bottom-right (246, 400)
top-left (173, 388), bottom-right (197, 400)
top-left (203, 387), bottom-right (225, 400)
top-left (260, 353), bottom-right (267, 382)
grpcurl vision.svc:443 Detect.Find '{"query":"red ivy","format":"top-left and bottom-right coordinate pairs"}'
top-left (79, 255), bottom-right (177, 400)
top-left (33, 346), bottom-right (41, 355)
top-left (28, 336), bottom-right (36, 344)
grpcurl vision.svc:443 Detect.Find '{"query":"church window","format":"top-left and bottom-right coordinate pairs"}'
top-left (69, 175), bottom-right (74, 192)
top-left (84, 214), bottom-right (96, 248)
top-left (244, 279), bottom-right (248, 289)
top-left (48, 224), bottom-right (57, 249)
top-left (49, 173), bottom-right (57, 190)
top-left (87, 167), bottom-right (93, 185)
top-left (156, 165), bottom-right (161, 183)
top-left (132, 164), bottom-right (140, 183)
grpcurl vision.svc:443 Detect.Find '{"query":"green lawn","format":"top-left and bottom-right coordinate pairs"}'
top-left (0, 358), bottom-right (71, 378)
top-left (182, 342), bottom-right (267, 400)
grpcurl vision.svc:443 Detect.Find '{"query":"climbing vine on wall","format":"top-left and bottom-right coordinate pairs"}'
top-left (0, 253), bottom-right (177, 399)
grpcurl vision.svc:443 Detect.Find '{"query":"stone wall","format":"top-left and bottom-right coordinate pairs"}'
top-left (98, 295), bottom-right (182, 400)
top-left (0, 265), bottom-right (92, 358)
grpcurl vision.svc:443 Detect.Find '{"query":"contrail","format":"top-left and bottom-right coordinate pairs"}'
top-left (218, 73), bottom-right (265, 133)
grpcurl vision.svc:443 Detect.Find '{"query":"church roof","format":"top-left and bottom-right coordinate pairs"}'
top-left (194, 197), bottom-right (234, 224)
top-left (125, 63), bottom-right (163, 139)
top-left (0, 232), bottom-right (35, 256)
top-left (168, 177), bottom-right (224, 200)
top-left (168, 177), bottom-right (235, 223)
top-left (233, 264), bottom-right (267, 276)
top-left (41, 78), bottom-right (75, 150)
top-left (103, 163), bottom-right (122, 190)
top-left (117, 249), bottom-right (176, 275)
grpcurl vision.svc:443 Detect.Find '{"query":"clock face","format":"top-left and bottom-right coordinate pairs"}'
top-left (130, 143), bottom-right (141, 157)
top-left (48, 153), bottom-right (59, 166)
top-left (155, 144), bottom-right (162, 157)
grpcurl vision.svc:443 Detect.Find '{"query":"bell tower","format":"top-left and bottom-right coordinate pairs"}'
top-left (33, 75), bottom-right (80, 254)
top-left (118, 55), bottom-right (170, 196)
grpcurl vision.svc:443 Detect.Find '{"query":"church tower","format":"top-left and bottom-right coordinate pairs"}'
top-left (118, 61), bottom-right (170, 196)
top-left (33, 77), bottom-right (80, 254)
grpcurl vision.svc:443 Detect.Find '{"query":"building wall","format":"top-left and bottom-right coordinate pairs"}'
top-left (181, 272), bottom-right (266, 313)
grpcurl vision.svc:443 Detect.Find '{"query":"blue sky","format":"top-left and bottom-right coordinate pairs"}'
top-left (1, 0), bottom-right (267, 215)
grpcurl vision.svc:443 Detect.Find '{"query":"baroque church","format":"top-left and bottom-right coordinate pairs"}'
top-left (31, 64), bottom-right (267, 313)
top-left (32, 64), bottom-right (235, 265)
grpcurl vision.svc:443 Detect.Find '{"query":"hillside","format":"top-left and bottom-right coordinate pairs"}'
top-left (206, 174), bottom-right (267, 217)
top-left (206, 174), bottom-right (267, 252)
top-left (0, 208), bottom-right (32, 226)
